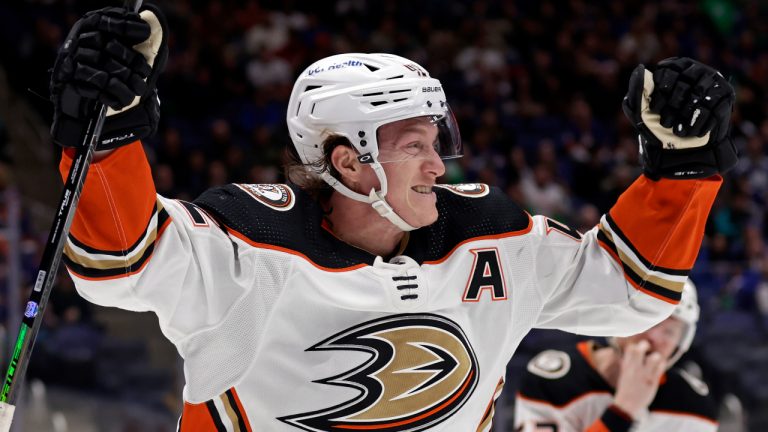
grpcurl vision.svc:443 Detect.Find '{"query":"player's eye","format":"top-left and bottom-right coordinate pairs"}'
top-left (404, 142), bottom-right (423, 154)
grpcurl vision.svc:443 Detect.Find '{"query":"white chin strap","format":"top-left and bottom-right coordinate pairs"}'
top-left (320, 162), bottom-right (417, 232)
top-left (367, 189), bottom-right (417, 231)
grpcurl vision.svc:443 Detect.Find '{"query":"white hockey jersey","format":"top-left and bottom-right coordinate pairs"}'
top-left (60, 142), bottom-right (721, 431)
top-left (514, 341), bottom-right (719, 432)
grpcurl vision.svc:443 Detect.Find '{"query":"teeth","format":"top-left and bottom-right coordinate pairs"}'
top-left (412, 186), bottom-right (432, 194)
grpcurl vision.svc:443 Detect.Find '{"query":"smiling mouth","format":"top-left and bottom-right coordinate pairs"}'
top-left (412, 185), bottom-right (434, 194)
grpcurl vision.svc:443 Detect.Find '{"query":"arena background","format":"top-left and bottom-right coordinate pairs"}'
top-left (0, 0), bottom-right (766, 430)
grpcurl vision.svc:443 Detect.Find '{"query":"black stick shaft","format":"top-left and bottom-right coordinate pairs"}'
top-left (0, 0), bottom-right (144, 406)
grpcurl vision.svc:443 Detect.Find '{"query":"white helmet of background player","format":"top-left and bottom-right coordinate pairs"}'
top-left (610, 279), bottom-right (700, 368)
top-left (286, 53), bottom-right (462, 231)
top-left (667, 279), bottom-right (700, 367)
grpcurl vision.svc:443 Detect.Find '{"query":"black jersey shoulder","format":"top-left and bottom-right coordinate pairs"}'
top-left (193, 183), bottom-right (376, 269)
top-left (518, 343), bottom-right (612, 407)
top-left (404, 184), bottom-right (531, 262)
top-left (650, 368), bottom-right (718, 421)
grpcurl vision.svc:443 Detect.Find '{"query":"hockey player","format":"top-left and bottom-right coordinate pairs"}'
top-left (49, 5), bottom-right (736, 431)
top-left (514, 280), bottom-right (718, 432)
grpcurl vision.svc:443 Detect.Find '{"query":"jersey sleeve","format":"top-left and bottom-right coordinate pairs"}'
top-left (59, 141), bottom-right (256, 343)
top-left (533, 175), bottom-right (720, 336)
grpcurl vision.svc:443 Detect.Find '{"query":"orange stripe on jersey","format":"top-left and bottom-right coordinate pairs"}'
top-left (577, 341), bottom-right (596, 369)
top-left (179, 401), bottom-right (221, 431)
top-left (60, 141), bottom-right (156, 252)
top-left (424, 216), bottom-right (533, 265)
top-left (476, 377), bottom-right (505, 432)
top-left (585, 419), bottom-right (611, 432)
top-left (651, 409), bottom-right (718, 425)
top-left (226, 227), bottom-right (368, 273)
top-left (624, 276), bottom-right (678, 305)
top-left (66, 216), bottom-right (172, 281)
top-left (227, 388), bottom-right (253, 432)
top-left (608, 175), bottom-right (720, 270)
top-left (597, 239), bottom-right (622, 267)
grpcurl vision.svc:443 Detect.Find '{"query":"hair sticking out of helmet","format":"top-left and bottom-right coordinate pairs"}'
top-left (285, 53), bottom-right (462, 231)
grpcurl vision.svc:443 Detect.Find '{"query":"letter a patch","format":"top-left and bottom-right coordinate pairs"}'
top-left (463, 248), bottom-right (507, 302)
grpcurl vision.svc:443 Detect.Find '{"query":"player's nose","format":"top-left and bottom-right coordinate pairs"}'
top-left (423, 147), bottom-right (445, 178)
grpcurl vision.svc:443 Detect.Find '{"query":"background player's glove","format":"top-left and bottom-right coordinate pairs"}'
top-left (50, 4), bottom-right (168, 149)
top-left (623, 57), bottom-right (737, 180)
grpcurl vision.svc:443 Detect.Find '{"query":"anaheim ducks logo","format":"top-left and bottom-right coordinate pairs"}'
top-left (279, 314), bottom-right (479, 431)
top-left (235, 183), bottom-right (295, 211)
top-left (435, 183), bottom-right (489, 198)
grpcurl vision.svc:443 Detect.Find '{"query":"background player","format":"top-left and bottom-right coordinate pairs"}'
top-left (515, 280), bottom-right (718, 431)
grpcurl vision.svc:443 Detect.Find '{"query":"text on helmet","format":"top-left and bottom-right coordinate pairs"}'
top-left (307, 60), bottom-right (364, 76)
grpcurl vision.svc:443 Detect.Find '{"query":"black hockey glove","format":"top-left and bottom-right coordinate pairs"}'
top-left (50, 4), bottom-right (168, 149)
top-left (623, 57), bottom-right (737, 180)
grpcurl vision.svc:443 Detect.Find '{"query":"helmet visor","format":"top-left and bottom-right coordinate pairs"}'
top-left (375, 105), bottom-right (463, 164)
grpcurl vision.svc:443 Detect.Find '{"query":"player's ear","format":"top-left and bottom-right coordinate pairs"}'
top-left (330, 144), bottom-right (363, 185)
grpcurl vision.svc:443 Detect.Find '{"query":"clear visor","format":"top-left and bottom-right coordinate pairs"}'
top-left (374, 105), bottom-right (463, 164)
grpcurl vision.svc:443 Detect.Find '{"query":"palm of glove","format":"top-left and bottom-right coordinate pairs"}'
top-left (623, 57), bottom-right (737, 179)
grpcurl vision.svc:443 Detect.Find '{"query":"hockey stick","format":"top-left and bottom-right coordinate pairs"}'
top-left (0, 0), bottom-right (143, 428)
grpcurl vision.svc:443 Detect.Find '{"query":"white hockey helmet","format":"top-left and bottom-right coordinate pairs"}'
top-left (610, 279), bottom-right (700, 368)
top-left (286, 53), bottom-right (462, 231)
top-left (667, 279), bottom-right (700, 366)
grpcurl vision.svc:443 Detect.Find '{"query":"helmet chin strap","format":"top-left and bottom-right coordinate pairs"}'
top-left (368, 189), bottom-right (417, 231)
top-left (319, 162), bottom-right (417, 232)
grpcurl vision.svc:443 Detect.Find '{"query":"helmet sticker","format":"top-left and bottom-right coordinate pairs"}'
top-left (307, 59), bottom-right (365, 76)
top-left (357, 153), bottom-right (374, 164)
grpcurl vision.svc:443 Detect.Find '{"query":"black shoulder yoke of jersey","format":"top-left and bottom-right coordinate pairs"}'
top-left (193, 183), bottom-right (530, 268)
top-left (403, 185), bottom-right (531, 262)
top-left (650, 368), bottom-right (718, 421)
top-left (518, 342), bottom-right (613, 407)
top-left (194, 184), bottom-right (378, 269)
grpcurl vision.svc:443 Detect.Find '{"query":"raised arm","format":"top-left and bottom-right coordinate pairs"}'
top-left (533, 58), bottom-right (734, 335)
top-left (51, 7), bottom-right (255, 345)
top-left (51, 4), bottom-right (167, 285)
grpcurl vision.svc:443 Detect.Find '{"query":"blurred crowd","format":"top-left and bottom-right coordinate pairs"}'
top-left (1, 0), bottom-right (768, 427)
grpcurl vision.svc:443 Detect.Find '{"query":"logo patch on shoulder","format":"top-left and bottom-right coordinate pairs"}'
top-left (435, 183), bottom-right (489, 198)
top-left (527, 350), bottom-right (571, 379)
top-left (236, 184), bottom-right (295, 211)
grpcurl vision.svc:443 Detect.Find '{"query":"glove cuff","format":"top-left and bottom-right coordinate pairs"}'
top-left (99, 89), bottom-right (160, 149)
top-left (639, 131), bottom-right (737, 180)
top-left (51, 89), bottom-right (159, 150)
top-left (51, 112), bottom-right (91, 148)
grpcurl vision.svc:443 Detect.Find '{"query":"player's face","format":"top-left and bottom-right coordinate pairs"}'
top-left (364, 117), bottom-right (445, 228)
top-left (619, 316), bottom-right (686, 361)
